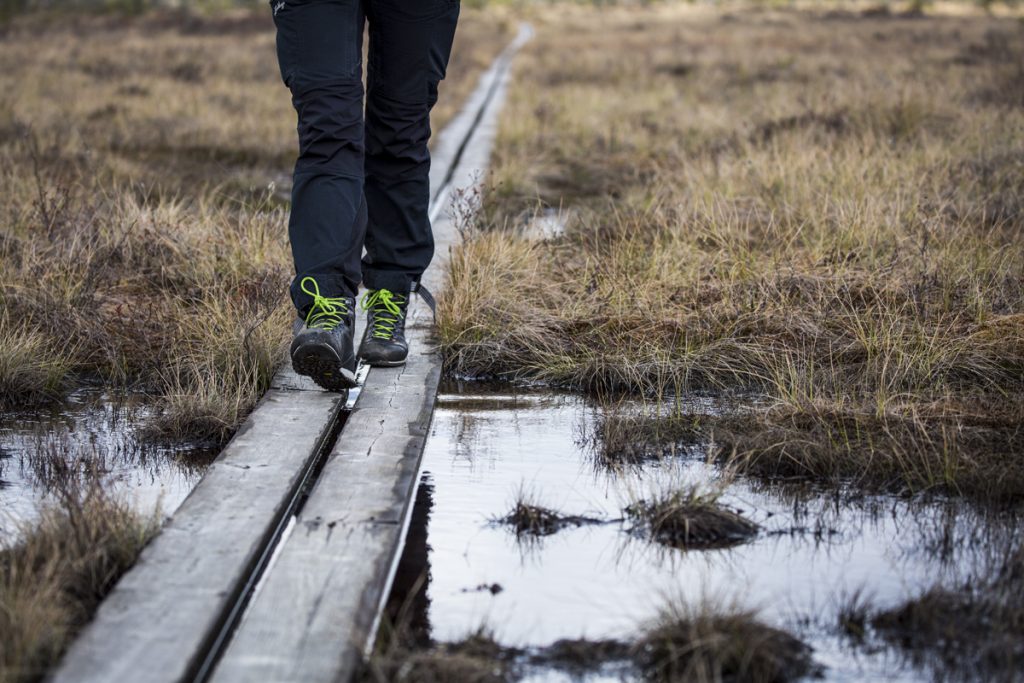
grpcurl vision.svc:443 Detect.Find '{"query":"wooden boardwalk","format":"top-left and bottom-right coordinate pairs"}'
top-left (50, 24), bottom-right (531, 683)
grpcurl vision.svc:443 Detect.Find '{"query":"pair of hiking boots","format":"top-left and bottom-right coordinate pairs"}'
top-left (290, 277), bottom-right (410, 391)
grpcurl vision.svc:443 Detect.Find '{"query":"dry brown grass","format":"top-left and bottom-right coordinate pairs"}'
top-left (625, 485), bottom-right (759, 550)
top-left (362, 597), bottom-right (815, 683)
top-left (0, 485), bottom-right (158, 683)
top-left (360, 627), bottom-right (519, 683)
top-left (439, 4), bottom-right (1024, 501)
top-left (0, 7), bottom-right (510, 439)
top-left (495, 485), bottom-right (603, 538)
top-left (635, 599), bottom-right (818, 683)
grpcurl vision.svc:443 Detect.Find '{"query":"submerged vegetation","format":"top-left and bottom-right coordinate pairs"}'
top-left (635, 601), bottom-right (818, 683)
top-left (843, 544), bottom-right (1024, 682)
top-left (361, 628), bottom-right (519, 683)
top-left (439, 3), bottom-right (1024, 503)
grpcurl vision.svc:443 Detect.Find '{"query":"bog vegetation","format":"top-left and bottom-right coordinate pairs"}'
top-left (2, 0), bottom-right (1022, 680)
top-left (440, 2), bottom-right (1024, 503)
top-left (0, 7), bottom-right (509, 440)
top-left (0, 8), bottom-right (510, 681)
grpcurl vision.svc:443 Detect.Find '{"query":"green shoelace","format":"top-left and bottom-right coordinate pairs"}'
top-left (361, 288), bottom-right (406, 340)
top-left (300, 276), bottom-right (349, 330)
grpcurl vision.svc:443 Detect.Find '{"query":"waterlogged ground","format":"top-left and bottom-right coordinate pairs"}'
top-left (386, 381), bottom-right (1019, 682)
top-left (0, 389), bottom-right (213, 546)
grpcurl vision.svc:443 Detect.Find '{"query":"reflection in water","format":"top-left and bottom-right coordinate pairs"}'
top-left (0, 388), bottom-right (215, 545)
top-left (383, 475), bottom-right (434, 648)
top-left (386, 382), bottom-right (1019, 682)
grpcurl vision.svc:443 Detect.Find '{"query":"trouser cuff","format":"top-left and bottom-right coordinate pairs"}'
top-left (362, 268), bottom-right (418, 295)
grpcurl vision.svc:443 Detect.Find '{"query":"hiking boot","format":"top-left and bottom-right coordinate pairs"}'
top-left (290, 276), bottom-right (357, 391)
top-left (358, 288), bottom-right (409, 367)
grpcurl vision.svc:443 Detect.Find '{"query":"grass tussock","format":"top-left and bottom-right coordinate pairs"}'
top-left (0, 8), bottom-right (510, 441)
top-left (496, 486), bottom-right (602, 538)
top-left (0, 486), bottom-right (158, 682)
top-left (635, 601), bottom-right (818, 683)
top-left (0, 314), bottom-right (75, 407)
top-left (842, 544), bottom-right (1024, 682)
top-left (588, 405), bottom-right (708, 466)
top-left (363, 600), bottom-right (816, 683)
top-left (626, 486), bottom-right (758, 550)
top-left (528, 638), bottom-right (632, 676)
top-left (868, 544), bottom-right (1024, 683)
top-left (360, 628), bottom-right (519, 683)
top-left (439, 4), bottom-right (1024, 502)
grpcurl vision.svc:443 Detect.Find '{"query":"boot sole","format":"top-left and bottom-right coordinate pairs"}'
top-left (291, 342), bottom-right (357, 392)
top-left (360, 357), bottom-right (407, 368)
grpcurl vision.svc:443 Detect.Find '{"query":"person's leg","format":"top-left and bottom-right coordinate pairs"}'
top-left (358, 0), bottom-right (459, 367)
top-left (362, 0), bottom-right (460, 294)
top-left (272, 0), bottom-right (366, 390)
top-left (273, 0), bottom-right (366, 311)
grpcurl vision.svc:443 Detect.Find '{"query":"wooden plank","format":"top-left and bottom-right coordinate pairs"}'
top-left (428, 23), bottom-right (534, 229)
top-left (51, 302), bottom-right (370, 682)
top-left (208, 25), bottom-right (531, 683)
top-left (209, 303), bottom-right (438, 683)
top-left (49, 378), bottom-right (345, 683)
top-left (52, 23), bottom-right (530, 683)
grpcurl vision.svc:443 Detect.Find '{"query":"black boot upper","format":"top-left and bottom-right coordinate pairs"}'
top-left (290, 277), bottom-right (357, 391)
top-left (358, 288), bottom-right (409, 366)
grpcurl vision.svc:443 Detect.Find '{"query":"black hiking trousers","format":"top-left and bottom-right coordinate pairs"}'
top-left (271, 0), bottom-right (460, 313)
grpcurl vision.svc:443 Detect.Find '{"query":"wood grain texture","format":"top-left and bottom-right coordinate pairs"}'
top-left (209, 303), bottom-right (439, 683)
top-left (209, 26), bottom-right (531, 682)
top-left (49, 385), bottom-right (345, 683)
top-left (50, 24), bottom-right (530, 683)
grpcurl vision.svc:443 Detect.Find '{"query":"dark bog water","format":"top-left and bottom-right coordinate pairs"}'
top-left (0, 388), bottom-right (214, 546)
top-left (385, 381), bottom-right (1018, 682)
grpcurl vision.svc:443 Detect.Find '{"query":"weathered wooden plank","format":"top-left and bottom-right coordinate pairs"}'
top-left (49, 384), bottom-right (345, 683)
top-left (429, 23), bottom-right (533, 270)
top-left (209, 304), bottom-right (438, 683)
top-left (52, 24), bottom-right (529, 683)
top-left (51, 316), bottom-right (370, 683)
top-left (425, 23), bottom-right (532, 227)
top-left (209, 25), bottom-right (531, 683)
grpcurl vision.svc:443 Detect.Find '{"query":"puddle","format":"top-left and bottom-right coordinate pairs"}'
top-left (0, 388), bottom-right (215, 547)
top-left (384, 380), bottom-right (1019, 682)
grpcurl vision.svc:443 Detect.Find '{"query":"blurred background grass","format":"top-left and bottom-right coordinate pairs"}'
top-left (2, 0), bottom-right (1021, 24)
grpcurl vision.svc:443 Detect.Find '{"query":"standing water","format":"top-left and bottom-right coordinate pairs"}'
top-left (0, 388), bottom-right (215, 547)
top-left (383, 380), bottom-right (1018, 682)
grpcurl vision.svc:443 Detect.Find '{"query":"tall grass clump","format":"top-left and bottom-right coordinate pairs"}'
top-left (635, 599), bottom-right (817, 683)
top-left (625, 485), bottom-right (758, 550)
top-left (0, 315), bottom-right (75, 407)
top-left (844, 543), bottom-right (1024, 682)
top-left (0, 486), bottom-right (158, 682)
